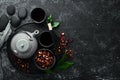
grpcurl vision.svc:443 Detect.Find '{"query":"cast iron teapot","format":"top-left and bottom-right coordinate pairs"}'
top-left (10, 30), bottom-right (39, 59)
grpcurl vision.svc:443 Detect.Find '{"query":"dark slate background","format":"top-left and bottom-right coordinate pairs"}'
top-left (0, 0), bottom-right (120, 80)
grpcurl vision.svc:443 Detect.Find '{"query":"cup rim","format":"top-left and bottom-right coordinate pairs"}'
top-left (39, 31), bottom-right (54, 48)
top-left (34, 49), bottom-right (56, 70)
top-left (31, 7), bottom-right (46, 24)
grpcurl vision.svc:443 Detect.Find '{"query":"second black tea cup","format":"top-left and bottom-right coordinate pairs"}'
top-left (39, 31), bottom-right (54, 48)
top-left (31, 8), bottom-right (46, 23)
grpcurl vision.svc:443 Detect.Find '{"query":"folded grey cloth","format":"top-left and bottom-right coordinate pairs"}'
top-left (0, 51), bottom-right (3, 80)
top-left (0, 21), bottom-right (12, 48)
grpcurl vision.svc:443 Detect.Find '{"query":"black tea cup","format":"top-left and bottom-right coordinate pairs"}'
top-left (31, 8), bottom-right (46, 23)
top-left (39, 31), bottom-right (54, 48)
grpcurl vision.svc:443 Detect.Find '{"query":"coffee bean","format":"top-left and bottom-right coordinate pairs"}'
top-left (35, 49), bottom-right (55, 70)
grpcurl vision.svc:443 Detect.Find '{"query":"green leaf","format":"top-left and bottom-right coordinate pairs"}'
top-left (47, 15), bottom-right (53, 23)
top-left (57, 53), bottom-right (67, 65)
top-left (47, 15), bottom-right (61, 29)
top-left (52, 22), bottom-right (60, 28)
top-left (54, 53), bottom-right (74, 71)
top-left (44, 69), bottom-right (53, 74)
top-left (54, 61), bottom-right (74, 70)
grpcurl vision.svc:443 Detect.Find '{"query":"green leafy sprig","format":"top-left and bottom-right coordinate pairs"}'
top-left (47, 15), bottom-right (60, 29)
top-left (45, 15), bottom-right (74, 74)
top-left (54, 53), bottom-right (74, 71)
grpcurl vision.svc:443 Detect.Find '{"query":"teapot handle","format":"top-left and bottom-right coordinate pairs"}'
top-left (29, 30), bottom-right (39, 41)
top-left (23, 30), bottom-right (39, 41)
top-left (33, 30), bottom-right (39, 36)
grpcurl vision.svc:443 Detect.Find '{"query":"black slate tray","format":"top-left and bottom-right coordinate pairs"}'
top-left (7, 23), bottom-right (60, 75)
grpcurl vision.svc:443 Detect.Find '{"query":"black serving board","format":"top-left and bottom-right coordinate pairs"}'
top-left (7, 23), bottom-right (60, 75)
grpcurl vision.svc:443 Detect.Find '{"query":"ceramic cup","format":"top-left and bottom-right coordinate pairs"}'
top-left (31, 8), bottom-right (46, 23)
top-left (39, 31), bottom-right (54, 48)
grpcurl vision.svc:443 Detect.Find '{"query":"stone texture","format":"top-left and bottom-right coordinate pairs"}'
top-left (0, 0), bottom-right (119, 80)
top-left (7, 5), bottom-right (15, 16)
top-left (11, 15), bottom-right (21, 27)
top-left (18, 7), bottom-right (27, 19)
top-left (0, 14), bottom-right (9, 31)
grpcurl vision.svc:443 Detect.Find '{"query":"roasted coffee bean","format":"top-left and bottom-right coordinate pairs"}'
top-left (35, 49), bottom-right (55, 70)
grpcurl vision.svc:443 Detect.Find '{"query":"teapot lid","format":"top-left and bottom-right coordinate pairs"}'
top-left (16, 39), bottom-right (30, 52)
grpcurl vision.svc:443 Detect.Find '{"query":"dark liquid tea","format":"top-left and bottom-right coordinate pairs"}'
top-left (31, 8), bottom-right (45, 22)
top-left (40, 32), bottom-right (53, 47)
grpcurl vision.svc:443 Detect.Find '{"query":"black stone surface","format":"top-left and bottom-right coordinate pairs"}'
top-left (0, 0), bottom-right (120, 80)
top-left (11, 15), bottom-right (21, 27)
top-left (0, 14), bottom-right (9, 31)
top-left (18, 7), bottom-right (27, 19)
top-left (7, 5), bottom-right (15, 16)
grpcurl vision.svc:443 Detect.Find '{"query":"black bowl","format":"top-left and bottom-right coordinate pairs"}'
top-left (34, 49), bottom-right (56, 70)
top-left (39, 31), bottom-right (60, 48)
top-left (31, 8), bottom-right (46, 24)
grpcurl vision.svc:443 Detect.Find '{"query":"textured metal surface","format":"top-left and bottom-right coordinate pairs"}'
top-left (0, 0), bottom-right (120, 80)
